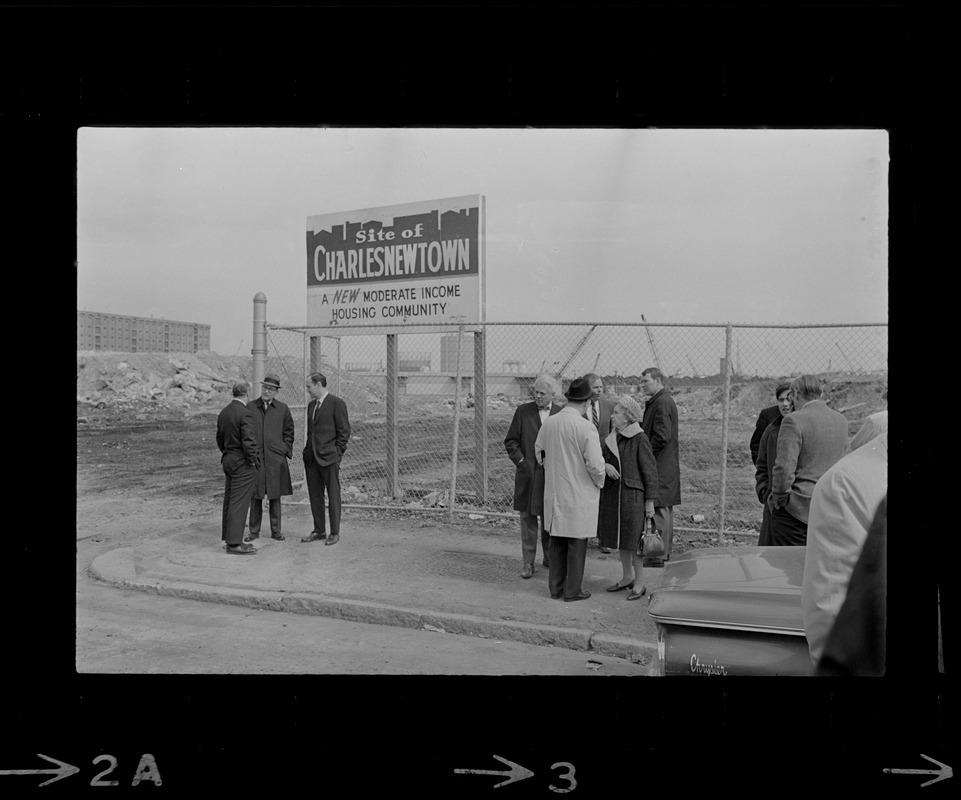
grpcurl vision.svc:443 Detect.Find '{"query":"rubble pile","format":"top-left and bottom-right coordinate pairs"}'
top-left (77, 351), bottom-right (252, 410)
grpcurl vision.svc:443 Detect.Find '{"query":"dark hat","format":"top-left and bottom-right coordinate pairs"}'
top-left (262, 373), bottom-right (281, 389)
top-left (564, 377), bottom-right (593, 402)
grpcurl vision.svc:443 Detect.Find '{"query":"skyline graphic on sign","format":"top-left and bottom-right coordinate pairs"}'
top-left (307, 207), bottom-right (480, 287)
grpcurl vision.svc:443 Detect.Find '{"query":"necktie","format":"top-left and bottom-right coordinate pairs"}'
top-left (592, 401), bottom-right (599, 428)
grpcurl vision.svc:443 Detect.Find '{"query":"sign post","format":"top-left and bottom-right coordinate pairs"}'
top-left (307, 196), bottom-right (486, 509)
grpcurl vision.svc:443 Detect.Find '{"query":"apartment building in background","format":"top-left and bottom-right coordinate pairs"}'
top-left (77, 310), bottom-right (211, 353)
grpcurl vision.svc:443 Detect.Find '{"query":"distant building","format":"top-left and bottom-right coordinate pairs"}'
top-left (77, 310), bottom-right (211, 353)
top-left (440, 333), bottom-right (472, 373)
top-left (399, 351), bottom-right (432, 372)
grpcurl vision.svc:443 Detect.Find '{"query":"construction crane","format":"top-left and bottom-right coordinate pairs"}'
top-left (557, 325), bottom-right (597, 376)
top-left (641, 315), bottom-right (662, 371)
top-left (835, 342), bottom-right (858, 373)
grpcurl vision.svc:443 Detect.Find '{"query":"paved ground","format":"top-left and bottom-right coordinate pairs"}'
top-left (86, 503), bottom-right (662, 670)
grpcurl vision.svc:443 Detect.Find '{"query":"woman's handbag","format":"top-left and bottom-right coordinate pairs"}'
top-left (640, 517), bottom-right (665, 559)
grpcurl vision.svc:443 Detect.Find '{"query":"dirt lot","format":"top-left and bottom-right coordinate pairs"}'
top-left (77, 350), bottom-right (887, 551)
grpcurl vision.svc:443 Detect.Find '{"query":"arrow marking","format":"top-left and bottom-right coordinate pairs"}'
top-left (455, 754), bottom-right (534, 788)
top-left (0, 753), bottom-right (81, 788)
top-left (883, 754), bottom-right (953, 788)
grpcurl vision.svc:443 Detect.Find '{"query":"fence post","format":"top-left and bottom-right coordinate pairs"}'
top-left (252, 292), bottom-right (267, 397)
top-left (718, 324), bottom-right (733, 540)
top-left (309, 335), bottom-right (321, 374)
top-left (449, 326), bottom-right (465, 523)
top-left (474, 327), bottom-right (488, 504)
top-left (336, 337), bottom-right (342, 396)
top-left (386, 334), bottom-right (399, 500)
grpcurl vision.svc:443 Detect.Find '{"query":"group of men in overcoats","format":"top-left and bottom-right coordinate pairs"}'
top-left (215, 372), bottom-right (350, 555)
top-left (751, 374), bottom-right (889, 674)
top-left (504, 368), bottom-right (681, 600)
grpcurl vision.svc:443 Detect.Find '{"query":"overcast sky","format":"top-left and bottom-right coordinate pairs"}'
top-left (77, 127), bottom-right (888, 356)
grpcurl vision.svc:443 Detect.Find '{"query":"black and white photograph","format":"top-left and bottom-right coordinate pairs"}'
top-left (4, 4), bottom-right (946, 797)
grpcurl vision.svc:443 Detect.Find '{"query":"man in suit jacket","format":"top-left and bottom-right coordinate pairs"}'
top-left (750, 403), bottom-right (783, 465)
top-left (639, 367), bottom-right (681, 567)
top-left (504, 374), bottom-right (561, 578)
top-left (244, 372), bottom-right (295, 542)
top-left (584, 373), bottom-right (615, 552)
top-left (770, 374), bottom-right (849, 545)
top-left (301, 372), bottom-right (351, 546)
top-left (216, 381), bottom-right (261, 555)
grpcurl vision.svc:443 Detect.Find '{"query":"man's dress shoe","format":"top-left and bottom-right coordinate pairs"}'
top-left (564, 591), bottom-right (592, 603)
top-left (271, 533), bottom-right (285, 541)
top-left (324, 533), bottom-right (340, 546)
top-left (301, 532), bottom-right (327, 543)
top-left (243, 534), bottom-right (260, 543)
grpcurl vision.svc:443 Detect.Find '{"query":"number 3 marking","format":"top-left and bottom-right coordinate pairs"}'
top-left (549, 761), bottom-right (577, 793)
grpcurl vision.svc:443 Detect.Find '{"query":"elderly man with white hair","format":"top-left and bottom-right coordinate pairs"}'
top-left (504, 374), bottom-right (561, 578)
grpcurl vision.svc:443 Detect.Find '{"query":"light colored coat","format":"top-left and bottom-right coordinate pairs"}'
top-left (802, 432), bottom-right (887, 665)
top-left (534, 406), bottom-right (605, 538)
top-left (771, 399), bottom-right (849, 523)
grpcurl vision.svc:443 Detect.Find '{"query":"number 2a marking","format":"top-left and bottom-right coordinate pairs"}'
top-left (549, 762), bottom-right (577, 793)
top-left (90, 755), bottom-right (119, 787)
top-left (89, 754), bottom-right (162, 787)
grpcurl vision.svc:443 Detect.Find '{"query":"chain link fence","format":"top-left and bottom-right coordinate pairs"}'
top-left (262, 322), bottom-right (887, 539)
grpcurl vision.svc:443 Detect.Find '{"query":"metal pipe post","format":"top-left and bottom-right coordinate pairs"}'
top-left (718, 324), bottom-right (733, 539)
top-left (386, 334), bottom-right (399, 500)
top-left (252, 292), bottom-right (267, 398)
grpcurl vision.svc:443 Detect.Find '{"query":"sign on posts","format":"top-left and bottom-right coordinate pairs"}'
top-left (306, 195), bottom-right (485, 332)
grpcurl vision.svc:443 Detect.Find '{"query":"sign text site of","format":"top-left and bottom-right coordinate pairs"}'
top-left (306, 195), bottom-right (484, 332)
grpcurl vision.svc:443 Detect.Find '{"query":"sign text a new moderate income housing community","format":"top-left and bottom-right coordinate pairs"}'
top-left (306, 195), bottom-right (485, 332)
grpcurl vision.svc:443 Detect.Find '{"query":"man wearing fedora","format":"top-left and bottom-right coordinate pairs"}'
top-left (534, 376), bottom-right (606, 602)
top-left (245, 372), bottom-right (295, 542)
top-left (301, 372), bottom-right (351, 546)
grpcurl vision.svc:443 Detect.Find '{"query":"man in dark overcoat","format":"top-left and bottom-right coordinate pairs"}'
top-left (639, 367), bottom-right (681, 567)
top-left (504, 374), bottom-right (561, 578)
top-left (750, 402), bottom-right (783, 465)
top-left (244, 372), bottom-right (295, 542)
top-left (300, 372), bottom-right (351, 547)
top-left (216, 380), bottom-right (261, 555)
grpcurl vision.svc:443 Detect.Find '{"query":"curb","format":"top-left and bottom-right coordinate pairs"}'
top-left (89, 548), bottom-right (656, 665)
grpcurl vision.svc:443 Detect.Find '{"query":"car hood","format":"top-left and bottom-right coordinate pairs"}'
top-left (648, 546), bottom-right (805, 634)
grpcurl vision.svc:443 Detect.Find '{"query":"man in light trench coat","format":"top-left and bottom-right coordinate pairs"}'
top-left (535, 376), bottom-right (606, 602)
top-left (245, 372), bottom-right (295, 542)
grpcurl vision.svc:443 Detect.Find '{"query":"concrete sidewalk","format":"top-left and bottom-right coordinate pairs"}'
top-left (87, 504), bottom-right (661, 666)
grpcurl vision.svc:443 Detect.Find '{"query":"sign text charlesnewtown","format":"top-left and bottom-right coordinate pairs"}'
top-left (306, 208), bottom-right (479, 287)
top-left (305, 196), bottom-right (484, 329)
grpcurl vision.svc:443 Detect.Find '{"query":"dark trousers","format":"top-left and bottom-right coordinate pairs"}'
top-left (758, 502), bottom-right (772, 546)
top-left (305, 455), bottom-right (342, 536)
top-left (519, 511), bottom-right (551, 567)
top-left (548, 536), bottom-right (587, 599)
top-left (769, 505), bottom-right (808, 546)
top-left (248, 497), bottom-right (282, 536)
top-left (222, 461), bottom-right (257, 546)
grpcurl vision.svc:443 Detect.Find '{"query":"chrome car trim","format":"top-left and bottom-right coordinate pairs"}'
top-left (648, 615), bottom-right (805, 636)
